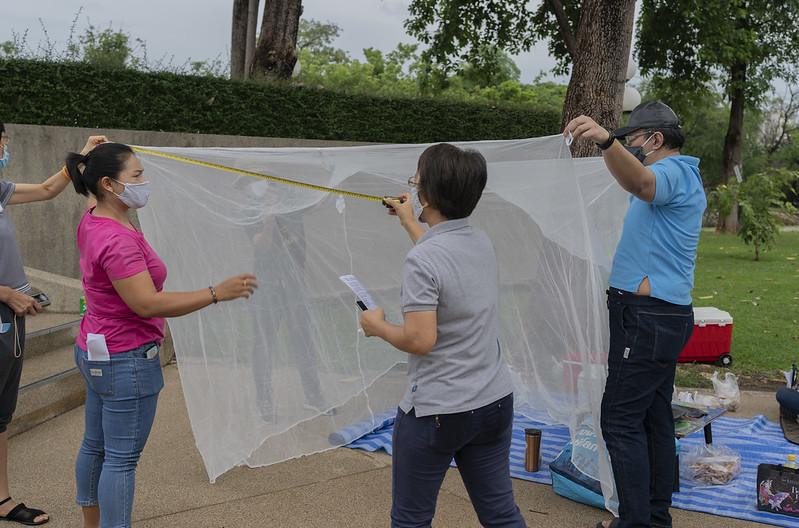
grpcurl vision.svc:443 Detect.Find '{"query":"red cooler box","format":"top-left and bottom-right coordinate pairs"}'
top-left (678, 307), bottom-right (733, 366)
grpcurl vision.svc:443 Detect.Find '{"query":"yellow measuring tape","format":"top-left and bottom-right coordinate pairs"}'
top-left (131, 146), bottom-right (385, 203)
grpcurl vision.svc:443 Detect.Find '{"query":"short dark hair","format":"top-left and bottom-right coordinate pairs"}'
top-left (0, 119), bottom-right (5, 135)
top-left (66, 142), bottom-right (135, 199)
top-left (416, 143), bottom-right (487, 219)
top-left (650, 126), bottom-right (685, 150)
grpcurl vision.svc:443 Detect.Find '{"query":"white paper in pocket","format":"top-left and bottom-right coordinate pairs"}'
top-left (86, 333), bottom-right (110, 362)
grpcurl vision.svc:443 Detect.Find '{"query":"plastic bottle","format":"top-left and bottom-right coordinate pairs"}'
top-left (786, 454), bottom-right (798, 469)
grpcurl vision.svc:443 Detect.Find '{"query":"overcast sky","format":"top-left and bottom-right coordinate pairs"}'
top-left (0, 0), bottom-right (568, 84)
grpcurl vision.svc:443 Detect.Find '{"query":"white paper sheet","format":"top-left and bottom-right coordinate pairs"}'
top-left (86, 333), bottom-right (110, 361)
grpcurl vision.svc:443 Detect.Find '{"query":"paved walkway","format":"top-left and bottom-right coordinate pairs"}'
top-left (10, 363), bottom-right (780, 527)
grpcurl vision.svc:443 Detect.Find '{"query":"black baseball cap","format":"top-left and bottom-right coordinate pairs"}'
top-left (613, 100), bottom-right (681, 139)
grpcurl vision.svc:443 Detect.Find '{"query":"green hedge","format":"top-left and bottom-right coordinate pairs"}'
top-left (0, 59), bottom-right (560, 142)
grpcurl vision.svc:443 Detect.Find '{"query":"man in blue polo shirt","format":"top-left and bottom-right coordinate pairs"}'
top-left (565, 101), bottom-right (706, 528)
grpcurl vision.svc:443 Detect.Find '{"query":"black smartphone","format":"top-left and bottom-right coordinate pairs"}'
top-left (356, 301), bottom-right (367, 311)
top-left (32, 292), bottom-right (51, 307)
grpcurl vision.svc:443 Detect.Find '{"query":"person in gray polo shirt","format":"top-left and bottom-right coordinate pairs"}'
top-left (361, 143), bottom-right (526, 528)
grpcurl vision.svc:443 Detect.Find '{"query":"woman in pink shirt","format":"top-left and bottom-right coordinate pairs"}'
top-left (65, 142), bottom-right (257, 528)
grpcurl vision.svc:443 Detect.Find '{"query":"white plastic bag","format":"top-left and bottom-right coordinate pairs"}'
top-left (693, 392), bottom-right (721, 407)
top-left (675, 390), bottom-right (720, 407)
top-left (680, 443), bottom-right (741, 486)
top-left (711, 371), bottom-right (741, 412)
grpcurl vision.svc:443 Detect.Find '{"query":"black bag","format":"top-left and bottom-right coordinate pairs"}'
top-left (757, 463), bottom-right (799, 517)
top-left (779, 363), bottom-right (799, 445)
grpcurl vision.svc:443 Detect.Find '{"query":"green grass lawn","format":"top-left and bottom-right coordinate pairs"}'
top-left (677, 229), bottom-right (799, 388)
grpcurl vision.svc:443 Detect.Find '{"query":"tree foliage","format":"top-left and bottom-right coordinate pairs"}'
top-left (709, 170), bottom-right (797, 261)
top-left (459, 44), bottom-right (520, 89)
top-left (297, 19), bottom-right (348, 64)
top-left (759, 87), bottom-right (799, 169)
top-left (405, 0), bottom-right (636, 157)
top-left (636, 0), bottom-right (799, 232)
top-left (293, 18), bottom-right (566, 113)
top-left (66, 23), bottom-right (144, 69)
top-left (637, 0), bottom-right (799, 110)
top-left (738, 170), bottom-right (797, 261)
top-left (404, 0), bottom-right (539, 90)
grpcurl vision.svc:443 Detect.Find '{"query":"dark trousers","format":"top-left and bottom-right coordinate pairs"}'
top-left (0, 303), bottom-right (24, 433)
top-left (390, 393), bottom-right (526, 528)
top-left (601, 289), bottom-right (693, 528)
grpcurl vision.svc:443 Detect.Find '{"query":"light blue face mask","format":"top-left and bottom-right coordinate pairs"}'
top-left (111, 179), bottom-right (151, 209)
top-left (0, 147), bottom-right (9, 169)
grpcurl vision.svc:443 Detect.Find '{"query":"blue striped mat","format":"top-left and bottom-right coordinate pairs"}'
top-left (344, 411), bottom-right (799, 527)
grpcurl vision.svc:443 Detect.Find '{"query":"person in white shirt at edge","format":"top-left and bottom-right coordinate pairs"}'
top-left (360, 143), bottom-right (527, 528)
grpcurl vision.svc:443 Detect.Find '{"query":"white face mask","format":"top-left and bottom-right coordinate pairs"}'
top-left (411, 187), bottom-right (426, 221)
top-left (111, 179), bottom-right (150, 209)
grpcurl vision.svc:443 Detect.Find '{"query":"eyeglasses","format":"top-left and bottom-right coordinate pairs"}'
top-left (622, 131), bottom-right (653, 144)
top-left (407, 176), bottom-right (419, 188)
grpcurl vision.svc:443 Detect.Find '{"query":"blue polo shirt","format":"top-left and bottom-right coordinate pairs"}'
top-left (608, 155), bottom-right (705, 305)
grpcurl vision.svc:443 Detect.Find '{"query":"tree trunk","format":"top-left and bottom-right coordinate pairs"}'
top-left (717, 59), bottom-right (746, 234)
top-left (245, 0), bottom-right (259, 73)
top-left (231, 0), bottom-right (249, 79)
top-left (561, 0), bottom-right (636, 158)
top-left (249, 0), bottom-right (303, 81)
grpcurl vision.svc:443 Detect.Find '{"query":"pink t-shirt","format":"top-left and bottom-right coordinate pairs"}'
top-left (77, 208), bottom-right (167, 353)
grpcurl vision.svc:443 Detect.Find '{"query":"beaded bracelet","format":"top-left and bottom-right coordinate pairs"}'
top-left (208, 286), bottom-right (218, 304)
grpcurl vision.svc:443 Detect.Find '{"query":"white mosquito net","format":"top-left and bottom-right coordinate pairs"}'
top-left (134, 135), bottom-right (629, 511)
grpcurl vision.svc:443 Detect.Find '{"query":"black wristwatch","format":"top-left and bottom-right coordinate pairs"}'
top-left (596, 128), bottom-right (616, 150)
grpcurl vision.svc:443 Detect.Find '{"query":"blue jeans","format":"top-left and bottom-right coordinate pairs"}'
top-left (601, 289), bottom-right (694, 528)
top-left (74, 342), bottom-right (164, 528)
top-left (391, 393), bottom-right (526, 528)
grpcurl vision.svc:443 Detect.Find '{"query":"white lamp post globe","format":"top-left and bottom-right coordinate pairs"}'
top-left (623, 86), bottom-right (642, 112)
top-left (626, 58), bottom-right (638, 81)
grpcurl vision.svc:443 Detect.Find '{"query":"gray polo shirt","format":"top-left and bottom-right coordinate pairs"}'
top-left (399, 217), bottom-right (512, 417)
top-left (0, 180), bottom-right (30, 294)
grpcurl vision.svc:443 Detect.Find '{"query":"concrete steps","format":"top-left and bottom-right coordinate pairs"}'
top-left (11, 312), bottom-right (84, 438)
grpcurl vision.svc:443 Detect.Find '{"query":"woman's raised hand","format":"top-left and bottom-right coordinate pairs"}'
top-left (80, 135), bottom-right (110, 156)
